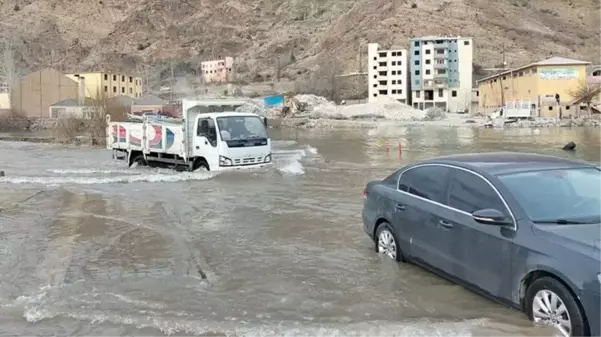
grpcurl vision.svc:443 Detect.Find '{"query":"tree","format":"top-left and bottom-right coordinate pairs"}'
top-left (0, 39), bottom-right (19, 103)
top-left (568, 80), bottom-right (600, 116)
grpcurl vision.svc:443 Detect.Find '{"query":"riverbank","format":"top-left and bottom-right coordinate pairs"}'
top-left (268, 115), bottom-right (601, 129)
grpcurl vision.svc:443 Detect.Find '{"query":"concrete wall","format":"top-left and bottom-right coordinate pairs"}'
top-left (478, 66), bottom-right (540, 109)
top-left (11, 68), bottom-right (79, 118)
top-left (65, 72), bottom-right (143, 99)
top-left (537, 65), bottom-right (588, 104)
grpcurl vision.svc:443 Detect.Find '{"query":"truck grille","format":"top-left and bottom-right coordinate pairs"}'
top-left (233, 157), bottom-right (263, 165)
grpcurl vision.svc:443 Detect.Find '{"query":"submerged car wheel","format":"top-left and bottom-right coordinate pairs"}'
top-left (375, 223), bottom-right (402, 262)
top-left (525, 277), bottom-right (587, 337)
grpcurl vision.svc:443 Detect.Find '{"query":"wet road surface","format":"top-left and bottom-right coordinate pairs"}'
top-left (0, 126), bottom-right (599, 336)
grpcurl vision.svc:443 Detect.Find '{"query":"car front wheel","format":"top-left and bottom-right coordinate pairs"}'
top-left (375, 223), bottom-right (402, 262)
top-left (525, 277), bottom-right (588, 337)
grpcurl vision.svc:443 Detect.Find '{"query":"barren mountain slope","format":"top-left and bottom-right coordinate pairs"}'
top-left (1, 0), bottom-right (599, 81)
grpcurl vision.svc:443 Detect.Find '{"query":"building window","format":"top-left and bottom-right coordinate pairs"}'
top-left (438, 89), bottom-right (443, 97)
top-left (121, 76), bottom-right (125, 81)
top-left (121, 87), bottom-right (125, 93)
top-left (425, 69), bottom-right (430, 75)
top-left (415, 80), bottom-right (419, 85)
top-left (425, 59), bottom-right (431, 64)
top-left (392, 80), bottom-right (397, 84)
top-left (104, 74), bottom-right (108, 80)
top-left (379, 52), bottom-right (386, 57)
top-left (436, 49), bottom-right (444, 54)
top-left (414, 60), bottom-right (419, 65)
top-left (379, 90), bottom-right (387, 95)
top-left (414, 41), bottom-right (420, 47)
top-left (392, 71), bottom-right (397, 75)
top-left (414, 50), bottom-right (419, 55)
top-left (129, 76), bottom-right (133, 83)
top-left (425, 49), bottom-right (431, 54)
top-left (464, 41), bottom-right (470, 45)
top-left (113, 86), bottom-right (116, 93)
top-left (378, 62), bottom-right (386, 67)
top-left (379, 81), bottom-right (387, 85)
top-left (502, 76), bottom-right (506, 80)
top-left (373, 93), bottom-right (377, 97)
top-left (373, 75), bottom-right (377, 79)
top-left (392, 61), bottom-right (396, 66)
top-left (373, 66), bottom-right (377, 70)
top-left (415, 91), bottom-right (421, 98)
top-left (476, 91), bottom-right (479, 97)
top-left (548, 106), bottom-right (553, 111)
top-left (379, 71), bottom-right (387, 76)
top-left (452, 90), bottom-right (457, 97)
top-left (436, 59), bottom-right (444, 64)
top-left (392, 90), bottom-right (397, 94)
top-left (415, 70), bottom-right (420, 76)
top-left (373, 57), bottom-right (377, 61)
top-left (129, 88), bottom-right (133, 94)
top-left (437, 69), bottom-right (446, 74)
top-left (113, 75), bottom-right (116, 81)
top-left (373, 84), bottom-right (377, 87)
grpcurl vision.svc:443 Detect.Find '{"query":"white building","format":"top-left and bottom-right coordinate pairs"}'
top-left (367, 43), bottom-right (409, 104)
top-left (409, 36), bottom-right (473, 112)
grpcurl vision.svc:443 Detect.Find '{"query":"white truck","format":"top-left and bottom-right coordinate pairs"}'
top-left (106, 99), bottom-right (272, 171)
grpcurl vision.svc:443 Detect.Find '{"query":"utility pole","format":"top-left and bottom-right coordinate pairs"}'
top-left (169, 60), bottom-right (174, 101)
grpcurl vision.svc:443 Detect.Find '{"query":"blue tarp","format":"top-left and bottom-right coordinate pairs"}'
top-left (264, 95), bottom-right (284, 108)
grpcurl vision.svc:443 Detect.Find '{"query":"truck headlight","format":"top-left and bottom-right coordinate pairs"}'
top-left (219, 156), bottom-right (232, 166)
top-left (264, 154), bottom-right (271, 163)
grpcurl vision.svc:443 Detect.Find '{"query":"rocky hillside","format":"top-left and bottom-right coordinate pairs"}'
top-left (1, 0), bottom-right (599, 84)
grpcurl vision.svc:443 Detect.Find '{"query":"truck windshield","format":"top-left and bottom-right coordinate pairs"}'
top-left (216, 116), bottom-right (268, 141)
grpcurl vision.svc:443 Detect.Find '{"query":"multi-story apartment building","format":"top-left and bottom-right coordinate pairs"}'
top-left (367, 43), bottom-right (409, 104)
top-left (65, 72), bottom-right (143, 99)
top-left (201, 57), bottom-right (234, 84)
top-left (409, 36), bottom-right (473, 112)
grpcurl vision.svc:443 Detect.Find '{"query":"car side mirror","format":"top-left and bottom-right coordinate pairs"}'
top-left (472, 208), bottom-right (511, 226)
top-left (263, 117), bottom-right (268, 127)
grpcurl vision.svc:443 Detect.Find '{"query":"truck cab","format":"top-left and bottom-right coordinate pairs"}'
top-left (182, 99), bottom-right (272, 171)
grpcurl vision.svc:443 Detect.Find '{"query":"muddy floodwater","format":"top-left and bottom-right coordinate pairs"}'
top-left (0, 126), bottom-right (599, 336)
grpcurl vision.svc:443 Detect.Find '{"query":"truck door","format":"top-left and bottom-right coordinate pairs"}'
top-left (195, 117), bottom-right (219, 170)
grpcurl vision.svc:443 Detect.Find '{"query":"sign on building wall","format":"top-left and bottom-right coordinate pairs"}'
top-left (539, 68), bottom-right (579, 80)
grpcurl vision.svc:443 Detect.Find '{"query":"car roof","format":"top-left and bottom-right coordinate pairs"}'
top-left (418, 152), bottom-right (598, 176)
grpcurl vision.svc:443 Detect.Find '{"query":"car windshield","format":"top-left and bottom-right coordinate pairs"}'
top-left (498, 167), bottom-right (601, 224)
top-left (216, 116), bottom-right (267, 141)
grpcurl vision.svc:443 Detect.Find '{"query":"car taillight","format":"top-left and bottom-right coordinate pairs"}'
top-left (363, 187), bottom-right (368, 199)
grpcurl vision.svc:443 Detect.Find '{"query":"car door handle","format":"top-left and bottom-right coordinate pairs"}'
top-left (395, 204), bottom-right (406, 211)
top-left (438, 220), bottom-right (454, 229)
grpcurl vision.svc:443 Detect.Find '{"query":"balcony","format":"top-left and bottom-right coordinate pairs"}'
top-left (434, 72), bottom-right (448, 79)
top-left (422, 79), bottom-right (448, 89)
top-left (434, 62), bottom-right (447, 69)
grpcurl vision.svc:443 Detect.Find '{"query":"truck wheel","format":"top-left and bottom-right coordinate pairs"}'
top-left (193, 158), bottom-right (210, 171)
top-left (130, 154), bottom-right (146, 168)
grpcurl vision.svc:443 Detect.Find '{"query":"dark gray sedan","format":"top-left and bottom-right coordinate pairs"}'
top-left (362, 152), bottom-right (600, 337)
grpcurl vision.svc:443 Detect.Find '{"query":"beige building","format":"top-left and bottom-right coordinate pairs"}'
top-left (201, 57), bottom-right (234, 83)
top-left (65, 72), bottom-right (143, 99)
top-left (10, 68), bottom-right (80, 118)
top-left (0, 81), bottom-right (9, 111)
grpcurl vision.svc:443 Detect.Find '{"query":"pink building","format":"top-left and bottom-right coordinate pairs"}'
top-left (201, 57), bottom-right (234, 83)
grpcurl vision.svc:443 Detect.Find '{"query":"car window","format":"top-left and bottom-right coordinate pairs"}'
top-left (448, 169), bottom-right (507, 215)
top-left (398, 165), bottom-right (451, 203)
top-left (498, 168), bottom-right (600, 223)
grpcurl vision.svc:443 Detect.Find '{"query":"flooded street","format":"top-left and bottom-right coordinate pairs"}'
top-left (0, 126), bottom-right (599, 336)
